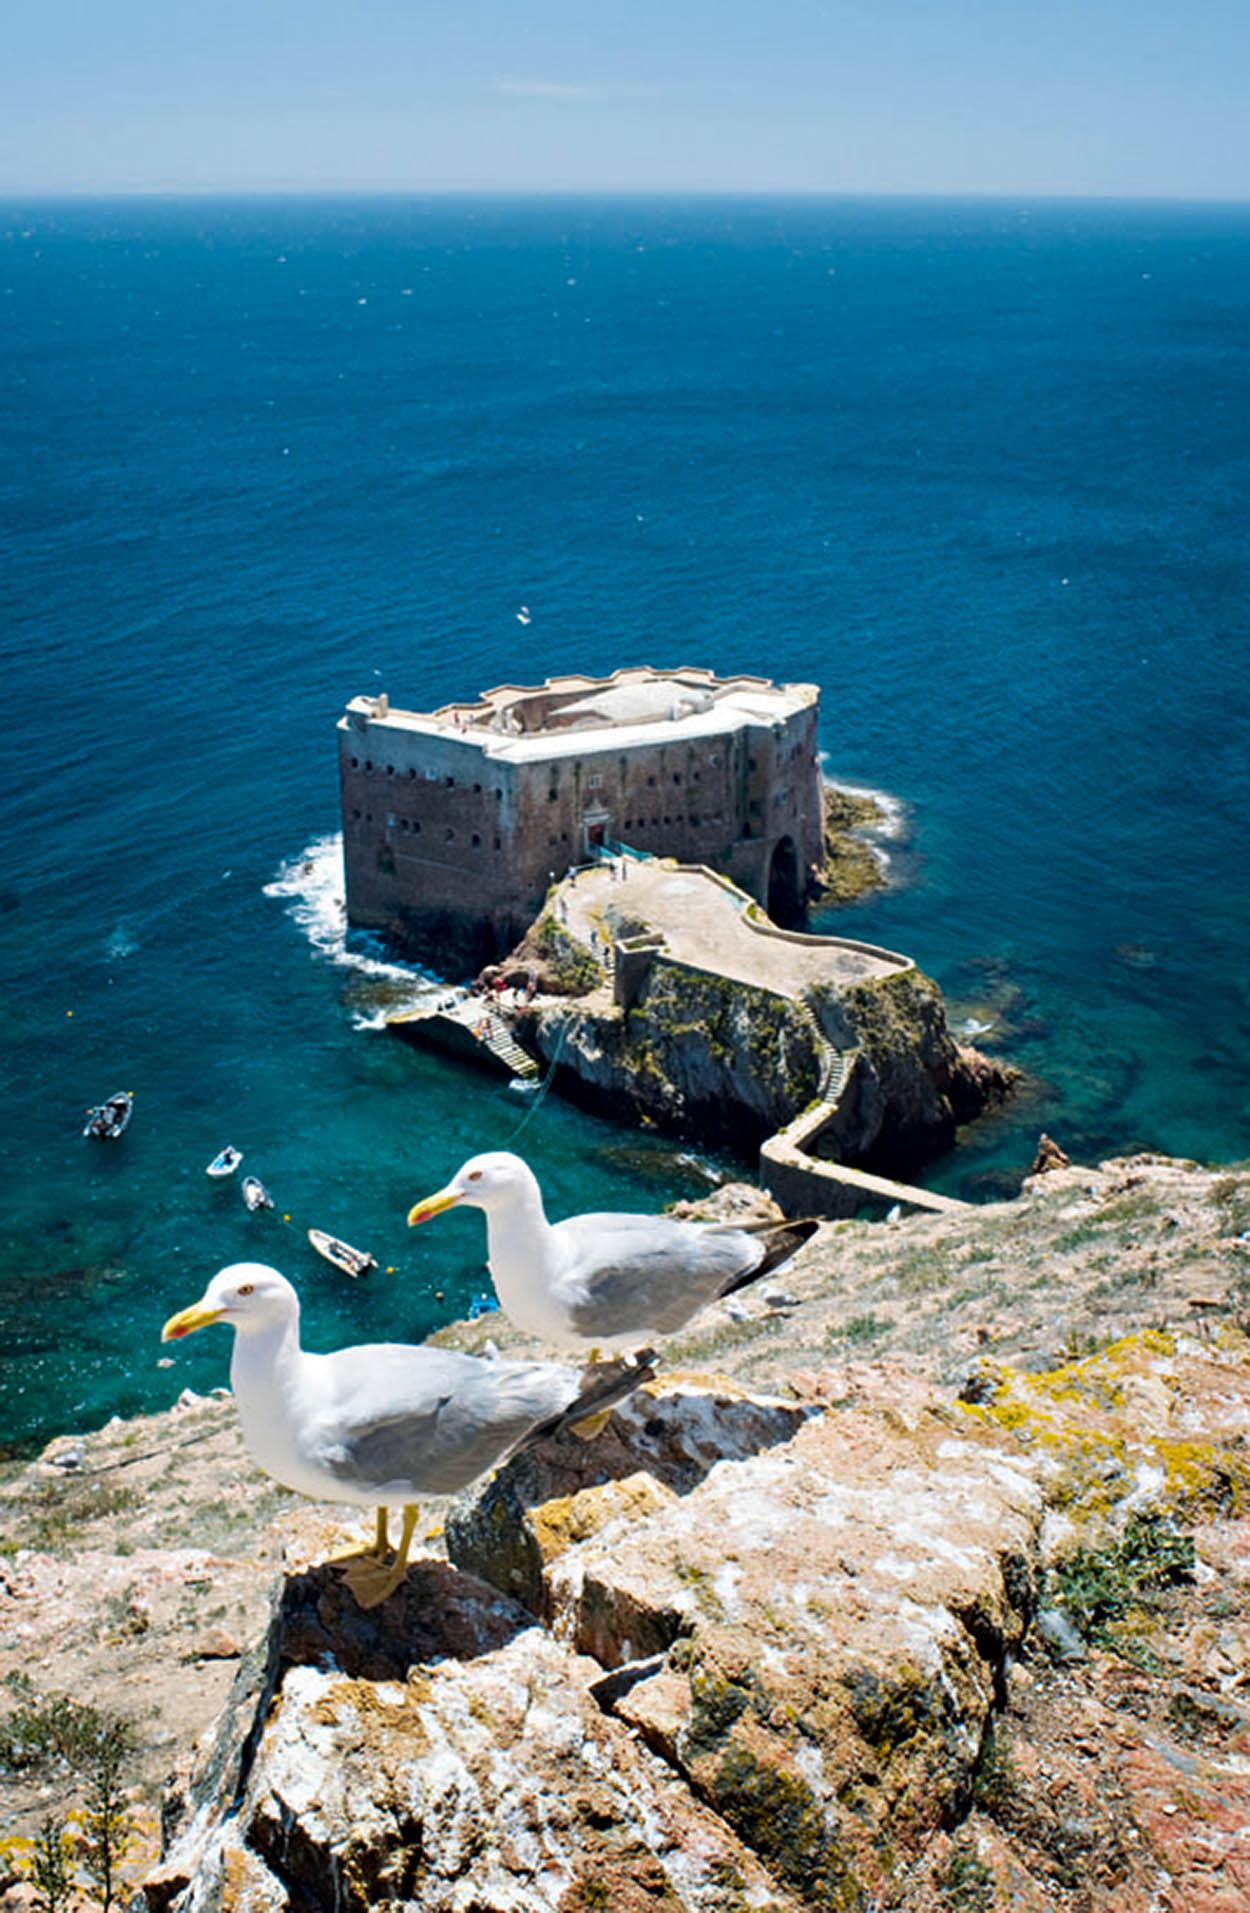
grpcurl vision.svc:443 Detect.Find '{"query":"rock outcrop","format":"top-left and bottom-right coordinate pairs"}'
top-left (518, 960), bottom-right (1013, 1167)
top-left (805, 968), bottom-right (1016, 1174)
top-left (3, 1153), bottom-right (1248, 1913)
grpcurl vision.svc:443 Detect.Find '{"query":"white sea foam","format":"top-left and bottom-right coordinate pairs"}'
top-left (820, 765), bottom-right (909, 843)
top-left (264, 834), bottom-right (443, 1026)
top-left (105, 923), bottom-right (138, 959)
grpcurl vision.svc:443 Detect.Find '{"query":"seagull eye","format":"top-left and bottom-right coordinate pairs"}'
top-left (237, 1284), bottom-right (255, 1297)
top-left (467, 1170), bottom-right (483, 1182)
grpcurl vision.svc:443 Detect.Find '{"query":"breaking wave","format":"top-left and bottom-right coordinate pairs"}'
top-left (264, 834), bottom-right (443, 1028)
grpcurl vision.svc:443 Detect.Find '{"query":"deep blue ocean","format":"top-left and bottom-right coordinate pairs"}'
top-left (3, 194), bottom-right (1248, 1453)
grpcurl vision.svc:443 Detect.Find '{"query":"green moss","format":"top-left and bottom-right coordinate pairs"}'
top-left (683, 1661), bottom-right (753, 1757)
top-left (708, 1744), bottom-right (861, 1912)
top-left (934, 1845), bottom-right (997, 1911)
top-left (844, 1664), bottom-right (947, 1763)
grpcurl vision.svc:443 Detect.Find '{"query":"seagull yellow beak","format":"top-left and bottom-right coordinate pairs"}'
top-left (161, 1298), bottom-right (226, 1342)
top-left (407, 1185), bottom-right (462, 1227)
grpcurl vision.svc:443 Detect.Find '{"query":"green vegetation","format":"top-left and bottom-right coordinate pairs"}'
top-left (1, 1678), bottom-right (137, 1913)
top-left (827, 1312), bottom-right (889, 1345)
top-left (531, 912), bottom-right (602, 994)
top-left (1049, 1512), bottom-right (1196, 1656)
top-left (0, 1479), bottom-right (139, 1555)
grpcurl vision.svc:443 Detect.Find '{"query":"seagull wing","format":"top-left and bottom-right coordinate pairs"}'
top-left (310, 1345), bottom-right (579, 1498)
top-left (554, 1213), bottom-right (763, 1340)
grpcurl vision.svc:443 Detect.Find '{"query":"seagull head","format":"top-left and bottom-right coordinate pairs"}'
top-left (161, 1263), bottom-right (299, 1342)
top-left (407, 1151), bottom-right (538, 1227)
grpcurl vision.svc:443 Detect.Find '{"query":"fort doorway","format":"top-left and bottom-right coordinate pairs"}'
top-left (767, 835), bottom-right (804, 928)
top-left (583, 811), bottom-right (611, 858)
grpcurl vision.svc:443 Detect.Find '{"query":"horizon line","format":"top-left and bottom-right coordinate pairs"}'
top-left (2, 184), bottom-right (1248, 210)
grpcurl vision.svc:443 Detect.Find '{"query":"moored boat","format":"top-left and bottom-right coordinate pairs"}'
top-left (84, 1091), bottom-right (134, 1140)
top-left (206, 1145), bottom-right (243, 1177)
top-left (242, 1175), bottom-right (274, 1212)
top-left (307, 1227), bottom-right (377, 1278)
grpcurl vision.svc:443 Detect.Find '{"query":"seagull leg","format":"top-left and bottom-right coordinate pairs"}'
top-left (342, 1504), bottom-right (419, 1609)
top-left (328, 1505), bottom-right (391, 1567)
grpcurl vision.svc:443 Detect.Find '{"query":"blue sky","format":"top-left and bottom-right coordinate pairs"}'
top-left (4, 0), bottom-right (1247, 199)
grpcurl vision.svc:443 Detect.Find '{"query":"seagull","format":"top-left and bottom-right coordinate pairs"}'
top-left (161, 1263), bottom-right (654, 1608)
top-left (407, 1152), bottom-right (819, 1354)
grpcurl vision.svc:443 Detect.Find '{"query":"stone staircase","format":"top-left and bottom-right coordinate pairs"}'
top-left (762, 1006), bottom-right (971, 1218)
top-left (478, 1010), bottom-right (540, 1079)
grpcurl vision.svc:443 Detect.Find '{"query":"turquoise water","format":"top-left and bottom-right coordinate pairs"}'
top-left (2, 195), bottom-right (1248, 1451)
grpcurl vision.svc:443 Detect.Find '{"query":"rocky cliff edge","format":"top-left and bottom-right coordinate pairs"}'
top-left (2, 1151), bottom-right (1248, 1912)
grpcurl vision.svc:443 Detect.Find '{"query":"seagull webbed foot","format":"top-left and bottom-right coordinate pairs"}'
top-left (338, 1505), bottom-right (418, 1610)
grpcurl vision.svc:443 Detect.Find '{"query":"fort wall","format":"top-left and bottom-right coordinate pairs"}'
top-left (338, 667), bottom-right (824, 974)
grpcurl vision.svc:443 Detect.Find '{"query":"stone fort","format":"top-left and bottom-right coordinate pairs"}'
top-left (338, 665), bottom-right (824, 973)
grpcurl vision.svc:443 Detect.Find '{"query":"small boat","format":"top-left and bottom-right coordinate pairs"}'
top-left (206, 1145), bottom-right (243, 1178)
top-left (242, 1175), bottom-right (274, 1213)
top-left (84, 1090), bottom-right (133, 1140)
top-left (308, 1227), bottom-right (377, 1278)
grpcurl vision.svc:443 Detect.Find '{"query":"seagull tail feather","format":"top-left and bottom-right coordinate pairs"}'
top-left (519, 1349), bottom-right (658, 1453)
top-left (718, 1217), bottom-right (820, 1299)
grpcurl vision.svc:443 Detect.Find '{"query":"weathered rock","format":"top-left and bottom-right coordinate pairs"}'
top-left (148, 1565), bottom-right (811, 1913)
top-left (809, 969), bottom-right (1017, 1174)
top-left (1031, 1131), bottom-right (1072, 1174)
top-left (443, 1377), bottom-right (816, 1613)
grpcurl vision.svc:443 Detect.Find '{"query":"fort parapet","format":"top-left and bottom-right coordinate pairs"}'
top-left (339, 666), bottom-right (824, 973)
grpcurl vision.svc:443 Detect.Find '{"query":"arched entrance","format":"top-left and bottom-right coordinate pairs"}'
top-left (767, 835), bottom-right (804, 928)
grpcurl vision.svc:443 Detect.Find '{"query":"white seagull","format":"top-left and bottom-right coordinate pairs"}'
top-left (407, 1151), bottom-right (818, 1354)
top-left (161, 1262), bottom-right (653, 1607)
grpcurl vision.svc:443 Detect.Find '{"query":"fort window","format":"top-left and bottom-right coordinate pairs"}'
top-left (473, 782), bottom-right (482, 793)
top-left (749, 799), bottom-right (762, 816)
top-left (646, 775), bottom-right (656, 786)
top-left (471, 833), bottom-right (481, 848)
top-left (408, 768), bottom-right (416, 779)
top-left (548, 790), bottom-right (558, 803)
top-left (413, 821), bottom-right (421, 833)
top-left (494, 836), bottom-right (501, 850)
top-left (748, 758), bottom-right (757, 771)
top-left (350, 756), bottom-right (359, 769)
top-left (386, 765), bottom-right (395, 776)
top-left (690, 814), bottom-right (701, 827)
top-left (351, 807), bottom-right (361, 820)
top-left (445, 776), bottom-right (455, 787)
top-left (673, 773), bottom-right (682, 785)
top-left (589, 773), bottom-right (603, 789)
top-left (365, 760), bottom-right (373, 772)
